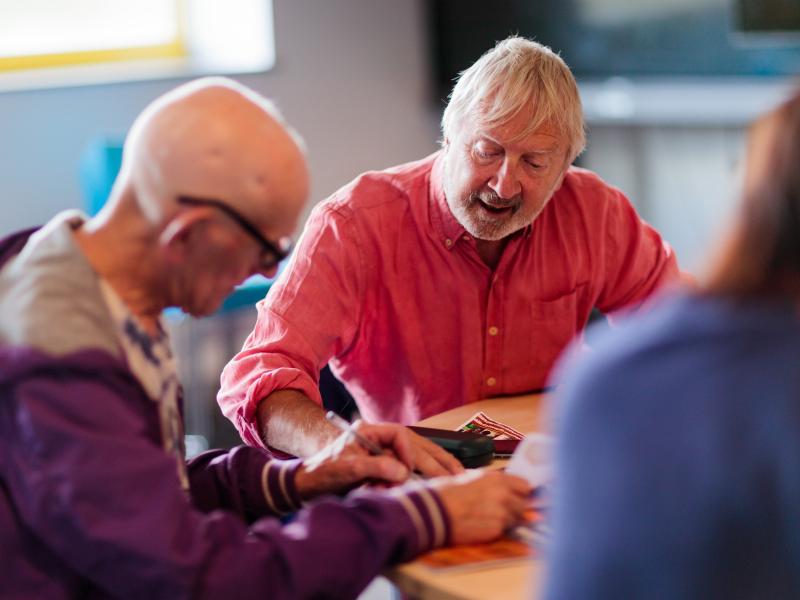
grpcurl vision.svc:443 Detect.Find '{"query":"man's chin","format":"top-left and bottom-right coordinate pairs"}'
top-left (182, 307), bottom-right (212, 318)
top-left (472, 231), bottom-right (509, 242)
top-left (182, 297), bottom-right (226, 318)
top-left (463, 217), bottom-right (521, 242)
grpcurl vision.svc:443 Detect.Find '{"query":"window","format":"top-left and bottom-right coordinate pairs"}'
top-left (0, 0), bottom-right (274, 91)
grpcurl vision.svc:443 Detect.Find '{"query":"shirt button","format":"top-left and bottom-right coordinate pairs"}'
top-left (444, 238), bottom-right (453, 248)
top-left (486, 377), bottom-right (497, 387)
top-left (462, 234), bottom-right (470, 242)
top-left (488, 326), bottom-right (499, 336)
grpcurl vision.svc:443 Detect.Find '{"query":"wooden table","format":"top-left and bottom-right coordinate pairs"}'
top-left (386, 394), bottom-right (548, 600)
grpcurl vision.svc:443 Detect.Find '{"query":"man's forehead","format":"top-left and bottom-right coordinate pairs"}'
top-left (472, 119), bottom-right (565, 154)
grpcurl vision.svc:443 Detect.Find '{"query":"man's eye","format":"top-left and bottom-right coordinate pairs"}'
top-left (525, 158), bottom-right (545, 169)
top-left (475, 148), bottom-right (500, 159)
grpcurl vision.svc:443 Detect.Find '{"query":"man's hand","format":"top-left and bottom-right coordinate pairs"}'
top-left (407, 429), bottom-right (465, 477)
top-left (430, 470), bottom-right (532, 545)
top-left (258, 391), bottom-right (464, 478)
top-left (294, 421), bottom-right (415, 500)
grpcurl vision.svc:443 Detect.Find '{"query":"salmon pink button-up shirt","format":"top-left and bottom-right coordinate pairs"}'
top-left (218, 152), bottom-right (678, 446)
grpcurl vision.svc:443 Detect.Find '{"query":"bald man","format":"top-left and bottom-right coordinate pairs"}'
top-left (0, 78), bottom-right (530, 599)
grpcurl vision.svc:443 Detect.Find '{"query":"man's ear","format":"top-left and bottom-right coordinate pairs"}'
top-left (158, 209), bottom-right (211, 264)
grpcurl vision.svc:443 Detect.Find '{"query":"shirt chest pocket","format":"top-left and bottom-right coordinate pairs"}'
top-left (505, 284), bottom-right (586, 383)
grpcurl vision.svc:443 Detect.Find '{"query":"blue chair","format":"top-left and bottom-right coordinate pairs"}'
top-left (78, 137), bottom-right (123, 217)
top-left (78, 138), bottom-right (273, 312)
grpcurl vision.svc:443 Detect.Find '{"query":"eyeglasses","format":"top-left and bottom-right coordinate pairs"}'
top-left (177, 195), bottom-right (293, 271)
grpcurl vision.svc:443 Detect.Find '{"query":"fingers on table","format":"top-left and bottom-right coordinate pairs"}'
top-left (353, 454), bottom-right (410, 483)
top-left (352, 421), bottom-right (415, 469)
top-left (413, 435), bottom-right (465, 476)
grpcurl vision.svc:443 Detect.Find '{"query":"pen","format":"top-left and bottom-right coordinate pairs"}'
top-left (325, 411), bottom-right (423, 480)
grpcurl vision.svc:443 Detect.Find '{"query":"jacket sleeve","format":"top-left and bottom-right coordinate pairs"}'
top-left (217, 200), bottom-right (367, 447)
top-left (187, 447), bottom-right (303, 522)
top-left (3, 370), bottom-right (449, 599)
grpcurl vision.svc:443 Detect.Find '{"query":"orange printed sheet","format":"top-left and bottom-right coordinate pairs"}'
top-left (418, 509), bottom-right (543, 571)
top-left (418, 537), bottom-right (533, 571)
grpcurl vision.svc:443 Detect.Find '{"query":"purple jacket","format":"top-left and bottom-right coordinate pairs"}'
top-left (0, 216), bottom-right (449, 599)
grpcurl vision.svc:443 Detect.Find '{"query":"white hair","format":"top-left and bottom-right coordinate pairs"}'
top-left (441, 37), bottom-right (586, 163)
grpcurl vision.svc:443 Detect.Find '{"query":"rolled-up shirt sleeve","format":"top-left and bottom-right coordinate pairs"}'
top-left (218, 200), bottom-right (366, 447)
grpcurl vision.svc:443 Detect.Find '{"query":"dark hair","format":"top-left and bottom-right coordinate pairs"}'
top-left (706, 89), bottom-right (800, 299)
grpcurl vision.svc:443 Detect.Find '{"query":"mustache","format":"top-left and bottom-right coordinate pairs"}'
top-left (470, 190), bottom-right (522, 209)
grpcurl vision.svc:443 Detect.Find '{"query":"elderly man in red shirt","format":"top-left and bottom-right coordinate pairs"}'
top-left (218, 36), bottom-right (680, 474)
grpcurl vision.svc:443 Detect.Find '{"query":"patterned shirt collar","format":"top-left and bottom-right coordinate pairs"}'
top-left (99, 279), bottom-right (188, 491)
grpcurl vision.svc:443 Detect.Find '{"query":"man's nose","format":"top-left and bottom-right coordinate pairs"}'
top-left (489, 159), bottom-right (521, 200)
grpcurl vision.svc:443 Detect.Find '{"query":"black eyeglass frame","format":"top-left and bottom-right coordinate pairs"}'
top-left (177, 195), bottom-right (292, 270)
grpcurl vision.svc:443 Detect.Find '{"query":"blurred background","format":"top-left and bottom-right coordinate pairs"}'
top-left (1, 0), bottom-right (799, 453)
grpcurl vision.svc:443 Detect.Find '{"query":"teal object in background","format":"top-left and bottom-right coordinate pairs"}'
top-left (78, 137), bottom-right (124, 217)
top-left (78, 138), bottom-right (274, 313)
top-left (220, 275), bottom-right (273, 312)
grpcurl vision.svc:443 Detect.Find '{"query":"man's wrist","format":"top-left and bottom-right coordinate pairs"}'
top-left (294, 462), bottom-right (316, 501)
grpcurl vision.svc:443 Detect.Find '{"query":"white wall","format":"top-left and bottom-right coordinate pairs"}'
top-left (578, 80), bottom-right (793, 273)
top-left (582, 125), bottom-right (746, 273)
top-left (0, 0), bottom-right (440, 236)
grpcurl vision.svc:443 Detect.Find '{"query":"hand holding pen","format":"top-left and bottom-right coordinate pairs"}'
top-left (325, 411), bottom-right (424, 480)
top-left (294, 415), bottom-right (422, 499)
top-left (327, 411), bottom-right (464, 479)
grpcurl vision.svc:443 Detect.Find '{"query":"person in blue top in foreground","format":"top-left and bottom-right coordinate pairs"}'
top-left (0, 77), bottom-right (530, 600)
top-left (544, 87), bottom-right (800, 600)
